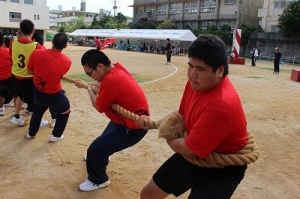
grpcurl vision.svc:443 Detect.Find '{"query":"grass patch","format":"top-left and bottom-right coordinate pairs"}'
top-left (62, 73), bottom-right (152, 84)
top-left (259, 67), bottom-right (291, 73)
top-left (131, 73), bottom-right (152, 83)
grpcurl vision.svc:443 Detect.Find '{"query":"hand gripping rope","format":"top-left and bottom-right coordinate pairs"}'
top-left (62, 76), bottom-right (259, 168)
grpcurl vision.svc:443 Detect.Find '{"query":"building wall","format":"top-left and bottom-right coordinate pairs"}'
top-left (0, 0), bottom-right (49, 35)
top-left (258, 0), bottom-right (296, 32)
top-left (132, 0), bottom-right (263, 29)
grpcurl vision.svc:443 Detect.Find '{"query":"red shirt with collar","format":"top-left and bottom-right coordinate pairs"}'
top-left (0, 47), bottom-right (12, 80)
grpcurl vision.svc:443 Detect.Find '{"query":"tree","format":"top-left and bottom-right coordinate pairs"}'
top-left (157, 19), bottom-right (173, 29)
top-left (57, 26), bottom-right (65, 33)
top-left (240, 24), bottom-right (263, 46)
top-left (132, 21), bottom-right (157, 29)
top-left (278, 1), bottom-right (300, 39)
top-left (115, 12), bottom-right (127, 23)
top-left (90, 15), bottom-right (100, 29)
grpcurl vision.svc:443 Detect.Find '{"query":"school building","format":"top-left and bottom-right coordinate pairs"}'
top-left (0, 0), bottom-right (49, 37)
top-left (130, 0), bottom-right (263, 30)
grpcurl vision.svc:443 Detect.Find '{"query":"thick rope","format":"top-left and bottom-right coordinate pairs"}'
top-left (62, 76), bottom-right (259, 167)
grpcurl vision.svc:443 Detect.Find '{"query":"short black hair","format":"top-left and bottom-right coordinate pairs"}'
top-left (32, 33), bottom-right (44, 45)
top-left (52, 32), bottom-right (68, 50)
top-left (166, 38), bottom-right (170, 41)
top-left (188, 35), bottom-right (228, 76)
top-left (81, 49), bottom-right (111, 69)
top-left (4, 36), bottom-right (12, 48)
top-left (20, 19), bottom-right (35, 36)
top-left (0, 32), bottom-right (4, 46)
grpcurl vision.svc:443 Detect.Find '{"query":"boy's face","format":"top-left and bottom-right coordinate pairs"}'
top-left (187, 57), bottom-right (224, 92)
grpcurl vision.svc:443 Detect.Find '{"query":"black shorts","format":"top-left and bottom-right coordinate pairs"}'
top-left (153, 153), bottom-right (247, 199)
top-left (11, 75), bottom-right (34, 104)
top-left (0, 77), bottom-right (17, 98)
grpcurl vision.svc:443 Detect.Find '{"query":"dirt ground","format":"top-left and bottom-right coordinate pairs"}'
top-left (0, 42), bottom-right (299, 199)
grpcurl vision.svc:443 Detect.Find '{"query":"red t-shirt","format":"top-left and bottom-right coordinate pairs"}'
top-left (0, 47), bottom-right (12, 80)
top-left (27, 49), bottom-right (72, 94)
top-left (95, 39), bottom-right (101, 47)
top-left (96, 62), bottom-right (149, 129)
top-left (179, 76), bottom-right (248, 158)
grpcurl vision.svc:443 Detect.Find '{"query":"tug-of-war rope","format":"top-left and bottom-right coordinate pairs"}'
top-left (62, 76), bottom-right (259, 168)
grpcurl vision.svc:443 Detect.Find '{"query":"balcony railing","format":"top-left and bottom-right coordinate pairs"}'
top-left (9, 18), bottom-right (22, 22)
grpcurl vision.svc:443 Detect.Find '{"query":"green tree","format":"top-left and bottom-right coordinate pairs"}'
top-left (57, 26), bottom-right (65, 33)
top-left (90, 15), bottom-right (100, 29)
top-left (157, 19), bottom-right (173, 29)
top-left (192, 28), bottom-right (201, 37)
top-left (278, 1), bottom-right (300, 39)
top-left (241, 24), bottom-right (263, 46)
top-left (132, 21), bottom-right (157, 29)
top-left (115, 12), bottom-right (127, 23)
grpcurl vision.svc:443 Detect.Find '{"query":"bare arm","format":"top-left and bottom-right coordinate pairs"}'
top-left (87, 86), bottom-right (97, 109)
top-left (167, 138), bottom-right (197, 158)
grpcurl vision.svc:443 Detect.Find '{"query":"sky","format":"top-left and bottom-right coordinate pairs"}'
top-left (47, 0), bottom-right (134, 17)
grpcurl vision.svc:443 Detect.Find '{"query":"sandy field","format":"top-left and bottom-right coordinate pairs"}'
top-left (0, 42), bottom-right (299, 199)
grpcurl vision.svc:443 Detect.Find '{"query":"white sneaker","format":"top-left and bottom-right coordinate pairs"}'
top-left (49, 134), bottom-right (64, 142)
top-left (21, 103), bottom-right (27, 110)
top-left (79, 179), bottom-right (110, 192)
top-left (26, 133), bottom-right (35, 139)
top-left (50, 119), bottom-right (56, 128)
top-left (4, 102), bottom-right (14, 107)
top-left (0, 107), bottom-right (7, 116)
top-left (10, 116), bottom-right (24, 126)
top-left (40, 119), bottom-right (49, 127)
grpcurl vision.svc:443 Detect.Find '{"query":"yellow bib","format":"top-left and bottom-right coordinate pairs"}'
top-left (12, 40), bottom-right (38, 78)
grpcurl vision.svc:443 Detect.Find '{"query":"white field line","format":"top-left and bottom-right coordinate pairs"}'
top-left (139, 63), bottom-right (178, 85)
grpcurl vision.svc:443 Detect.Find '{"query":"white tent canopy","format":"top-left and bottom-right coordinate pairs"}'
top-left (111, 29), bottom-right (197, 41)
top-left (69, 29), bottom-right (118, 37)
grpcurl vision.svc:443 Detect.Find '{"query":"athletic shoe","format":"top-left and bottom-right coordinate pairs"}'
top-left (26, 133), bottom-right (35, 139)
top-left (10, 116), bottom-right (24, 126)
top-left (50, 119), bottom-right (56, 128)
top-left (40, 119), bottom-right (49, 127)
top-left (0, 107), bottom-right (7, 116)
top-left (49, 134), bottom-right (64, 142)
top-left (79, 179), bottom-right (110, 192)
top-left (21, 103), bottom-right (27, 110)
top-left (4, 102), bottom-right (14, 107)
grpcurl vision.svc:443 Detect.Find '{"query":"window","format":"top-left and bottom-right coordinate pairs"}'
top-left (157, 5), bottom-right (166, 14)
top-left (184, 1), bottom-right (197, 13)
top-left (225, 0), bottom-right (234, 4)
top-left (274, 2), bottom-right (286, 8)
top-left (37, 15), bottom-right (39, 20)
top-left (271, 25), bottom-right (279, 32)
top-left (24, 0), bottom-right (33, 4)
top-left (34, 14), bottom-right (36, 20)
top-left (10, 0), bottom-right (20, 3)
top-left (201, 0), bottom-right (216, 12)
top-left (9, 12), bottom-right (22, 22)
top-left (170, 3), bottom-right (181, 14)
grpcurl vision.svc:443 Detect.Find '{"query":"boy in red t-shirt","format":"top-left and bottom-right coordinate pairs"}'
top-left (94, 37), bottom-right (101, 50)
top-left (0, 32), bottom-right (15, 116)
top-left (26, 33), bottom-right (72, 142)
top-left (73, 49), bottom-right (149, 192)
top-left (137, 35), bottom-right (249, 199)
